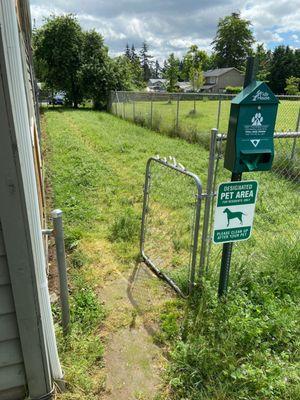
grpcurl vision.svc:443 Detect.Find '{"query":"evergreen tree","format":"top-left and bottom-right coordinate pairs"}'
top-left (130, 44), bottom-right (137, 61)
top-left (212, 12), bottom-right (255, 69)
top-left (268, 46), bottom-right (295, 94)
top-left (124, 43), bottom-right (131, 59)
top-left (154, 60), bottom-right (161, 78)
top-left (255, 44), bottom-right (271, 82)
top-left (128, 44), bottom-right (144, 87)
top-left (139, 41), bottom-right (153, 82)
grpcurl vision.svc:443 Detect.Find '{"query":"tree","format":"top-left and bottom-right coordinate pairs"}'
top-left (285, 76), bottom-right (300, 95)
top-left (154, 60), bottom-right (161, 78)
top-left (139, 41), bottom-right (153, 82)
top-left (189, 64), bottom-right (204, 92)
top-left (268, 46), bottom-right (295, 94)
top-left (128, 44), bottom-right (144, 88)
top-left (164, 53), bottom-right (180, 92)
top-left (124, 43), bottom-right (131, 59)
top-left (212, 12), bottom-right (255, 69)
top-left (33, 14), bottom-right (83, 108)
top-left (254, 44), bottom-right (271, 82)
top-left (79, 30), bottom-right (112, 109)
top-left (34, 15), bottom-right (134, 110)
top-left (182, 45), bottom-right (210, 81)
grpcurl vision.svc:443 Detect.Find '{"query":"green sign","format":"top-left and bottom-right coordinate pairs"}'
top-left (213, 180), bottom-right (258, 244)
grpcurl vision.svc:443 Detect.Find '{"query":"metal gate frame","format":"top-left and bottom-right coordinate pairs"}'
top-left (140, 156), bottom-right (202, 297)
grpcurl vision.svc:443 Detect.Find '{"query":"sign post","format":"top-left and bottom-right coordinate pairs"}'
top-left (218, 57), bottom-right (257, 298)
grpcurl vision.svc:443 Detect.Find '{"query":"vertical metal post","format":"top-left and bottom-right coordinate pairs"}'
top-left (217, 96), bottom-right (222, 130)
top-left (218, 56), bottom-right (257, 298)
top-left (133, 97), bottom-right (136, 121)
top-left (150, 94), bottom-right (153, 129)
top-left (123, 101), bottom-right (126, 119)
top-left (199, 128), bottom-right (218, 276)
top-left (291, 107), bottom-right (300, 160)
top-left (51, 209), bottom-right (70, 335)
top-left (176, 93), bottom-right (180, 132)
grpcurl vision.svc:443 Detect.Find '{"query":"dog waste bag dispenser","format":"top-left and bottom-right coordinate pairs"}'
top-left (224, 81), bottom-right (279, 173)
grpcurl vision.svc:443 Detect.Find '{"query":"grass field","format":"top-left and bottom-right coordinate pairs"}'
top-left (113, 98), bottom-right (300, 146)
top-left (44, 109), bottom-right (300, 399)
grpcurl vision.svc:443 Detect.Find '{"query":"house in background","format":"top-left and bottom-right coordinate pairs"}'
top-left (147, 78), bottom-right (167, 92)
top-left (175, 81), bottom-right (193, 93)
top-left (202, 67), bottom-right (244, 93)
top-left (0, 1), bottom-right (62, 399)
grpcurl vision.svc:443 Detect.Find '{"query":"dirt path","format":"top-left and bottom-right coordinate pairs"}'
top-left (98, 261), bottom-right (171, 400)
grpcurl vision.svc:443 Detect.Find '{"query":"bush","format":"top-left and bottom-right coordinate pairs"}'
top-left (225, 86), bottom-right (243, 94)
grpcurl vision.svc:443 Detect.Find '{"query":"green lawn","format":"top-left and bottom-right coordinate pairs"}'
top-left (113, 98), bottom-right (300, 142)
top-left (44, 109), bottom-right (300, 400)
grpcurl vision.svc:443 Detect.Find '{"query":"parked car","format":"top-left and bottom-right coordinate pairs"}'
top-left (48, 92), bottom-right (65, 105)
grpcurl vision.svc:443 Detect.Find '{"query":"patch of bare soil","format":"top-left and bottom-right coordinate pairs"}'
top-left (99, 263), bottom-right (172, 400)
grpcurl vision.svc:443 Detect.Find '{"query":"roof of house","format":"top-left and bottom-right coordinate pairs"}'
top-left (203, 67), bottom-right (241, 77)
top-left (148, 78), bottom-right (167, 85)
top-left (201, 84), bottom-right (216, 90)
top-left (176, 81), bottom-right (192, 89)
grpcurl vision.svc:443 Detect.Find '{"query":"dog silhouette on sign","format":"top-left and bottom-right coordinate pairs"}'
top-left (223, 208), bottom-right (246, 227)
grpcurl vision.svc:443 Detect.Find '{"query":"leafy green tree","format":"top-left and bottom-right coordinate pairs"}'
top-left (189, 64), bottom-right (204, 92)
top-left (285, 76), bottom-right (300, 95)
top-left (268, 46), bottom-right (295, 94)
top-left (109, 56), bottom-right (134, 91)
top-left (139, 41), bottom-right (153, 82)
top-left (33, 14), bottom-right (83, 107)
top-left (79, 30), bottom-right (112, 109)
top-left (212, 12), bottom-right (255, 69)
top-left (164, 53), bottom-right (180, 92)
top-left (182, 45), bottom-right (210, 80)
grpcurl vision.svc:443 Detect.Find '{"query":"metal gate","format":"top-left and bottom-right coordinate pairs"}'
top-left (140, 156), bottom-right (202, 297)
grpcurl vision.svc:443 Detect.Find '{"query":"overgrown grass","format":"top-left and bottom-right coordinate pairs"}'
top-left (44, 109), bottom-right (299, 399)
top-left (161, 239), bottom-right (300, 400)
top-left (52, 271), bottom-right (105, 399)
top-left (114, 98), bottom-right (299, 142)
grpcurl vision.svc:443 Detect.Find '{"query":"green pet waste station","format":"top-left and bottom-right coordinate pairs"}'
top-left (224, 81), bottom-right (279, 174)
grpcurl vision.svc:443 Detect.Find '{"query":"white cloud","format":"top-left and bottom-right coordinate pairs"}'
top-left (30, 0), bottom-right (300, 61)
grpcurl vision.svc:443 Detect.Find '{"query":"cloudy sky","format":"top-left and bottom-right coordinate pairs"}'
top-left (30, 0), bottom-right (300, 61)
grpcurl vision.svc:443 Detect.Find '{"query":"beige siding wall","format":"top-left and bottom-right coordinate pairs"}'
top-left (218, 70), bottom-right (244, 90)
top-left (0, 222), bottom-right (26, 400)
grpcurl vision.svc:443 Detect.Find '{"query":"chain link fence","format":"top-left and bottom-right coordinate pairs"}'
top-left (140, 157), bottom-right (202, 297)
top-left (110, 91), bottom-right (300, 148)
top-left (201, 131), bottom-right (300, 274)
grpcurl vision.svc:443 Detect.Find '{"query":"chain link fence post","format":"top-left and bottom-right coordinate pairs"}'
top-left (199, 128), bottom-right (218, 277)
top-left (133, 95), bottom-right (136, 122)
top-left (150, 94), bottom-right (153, 129)
top-left (217, 95), bottom-right (222, 130)
top-left (51, 209), bottom-right (70, 335)
top-left (176, 93), bottom-right (180, 133)
top-left (291, 107), bottom-right (300, 160)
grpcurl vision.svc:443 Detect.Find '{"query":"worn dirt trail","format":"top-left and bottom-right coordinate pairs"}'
top-left (98, 260), bottom-right (171, 400)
